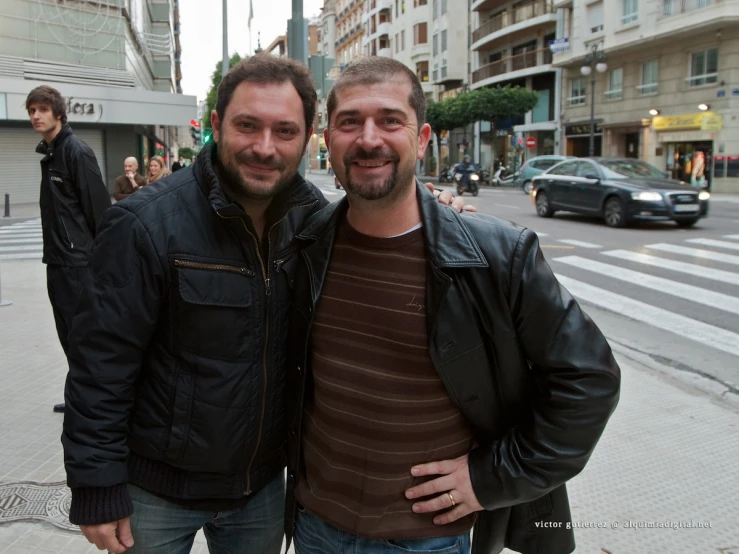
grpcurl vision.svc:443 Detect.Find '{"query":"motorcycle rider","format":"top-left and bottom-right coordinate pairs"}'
top-left (456, 155), bottom-right (479, 194)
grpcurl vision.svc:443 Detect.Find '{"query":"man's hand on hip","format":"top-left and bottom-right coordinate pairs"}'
top-left (405, 453), bottom-right (484, 525)
top-left (81, 517), bottom-right (134, 553)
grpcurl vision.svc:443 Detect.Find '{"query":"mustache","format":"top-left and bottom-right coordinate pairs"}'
top-left (344, 150), bottom-right (398, 164)
top-left (235, 151), bottom-right (287, 171)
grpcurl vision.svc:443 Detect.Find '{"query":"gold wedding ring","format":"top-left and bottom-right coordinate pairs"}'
top-left (447, 491), bottom-right (456, 507)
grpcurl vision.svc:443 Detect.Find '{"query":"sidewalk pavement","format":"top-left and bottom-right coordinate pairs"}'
top-left (0, 259), bottom-right (737, 553)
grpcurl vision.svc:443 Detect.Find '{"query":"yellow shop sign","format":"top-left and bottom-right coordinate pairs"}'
top-left (652, 112), bottom-right (723, 131)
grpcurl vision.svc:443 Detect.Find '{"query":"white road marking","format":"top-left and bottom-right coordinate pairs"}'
top-left (644, 243), bottom-right (739, 266)
top-left (555, 256), bottom-right (739, 314)
top-left (0, 239), bottom-right (43, 245)
top-left (723, 235), bottom-right (739, 240)
top-left (557, 239), bottom-right (603, 249)
top-left (685, 238), bottom-right (739, 252)
top-left (555, 274), bottom-right (739, 357)
top-left (602, 250), bottom-right (739, 287)
top-left (492, 204), bottom-right (521, 210)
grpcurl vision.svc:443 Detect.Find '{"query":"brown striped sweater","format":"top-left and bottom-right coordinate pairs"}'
top-left (295, 218), bottom-right (476, 540)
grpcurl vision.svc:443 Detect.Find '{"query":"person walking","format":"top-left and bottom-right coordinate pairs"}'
top-left (146, 155), bottom-right (170, 184)
top-left (284, 57), bottom-right (620, 554)
top-left (113, 157), bottom-right (147, 201)
top-left (172, 156), bottom-right (185, 172)
top-left (26, 85), bottom-right (111, 413)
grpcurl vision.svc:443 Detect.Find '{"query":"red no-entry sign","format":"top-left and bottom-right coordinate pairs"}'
top-left (526, 137), bottom-right (537, 149)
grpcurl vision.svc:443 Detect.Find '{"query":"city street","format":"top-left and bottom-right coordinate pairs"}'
top-left (1, 179), bottom-right (738, 553)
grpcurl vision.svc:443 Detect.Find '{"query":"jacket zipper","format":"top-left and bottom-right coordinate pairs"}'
top-left (173, 259), bottom-right (255, 276)
top-left (218, 199), bottom-right (317, 495)
top-left (60, 218), bottom-right (74, 249)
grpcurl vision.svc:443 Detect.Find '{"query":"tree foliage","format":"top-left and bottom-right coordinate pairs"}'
top-left (203, 53), bottom-right (244, 130)
top-left (178, 146), bottom-right (196, 160)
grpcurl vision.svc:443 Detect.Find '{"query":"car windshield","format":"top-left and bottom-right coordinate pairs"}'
top-left (599, 160), bottom-right (667, 180)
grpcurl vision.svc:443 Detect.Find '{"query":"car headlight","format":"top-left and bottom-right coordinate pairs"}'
top-left (470, 174), bottom-right (479, 181)
top-left (699, 191), bottom-right (710, 201)
top-left (631, 191), bottom-right (663, 201)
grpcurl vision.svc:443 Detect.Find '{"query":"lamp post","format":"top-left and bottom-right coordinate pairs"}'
top-left (580, 43), bottom-right (607, 157)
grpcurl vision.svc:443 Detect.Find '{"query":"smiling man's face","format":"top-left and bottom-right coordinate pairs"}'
top-left (326, 79), bottom-right (430, 202)
top-left (211, 81), bottom-right (310, 201)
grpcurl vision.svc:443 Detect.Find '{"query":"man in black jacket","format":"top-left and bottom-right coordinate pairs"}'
top-left (26, 85), bottom-right (110, 414)
top-left (284, 57), bottom-right (620, 554)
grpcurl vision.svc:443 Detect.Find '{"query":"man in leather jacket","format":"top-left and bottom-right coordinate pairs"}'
top-left (284, 57), bottom-right (620, 554)
top-left (26, 85), bottom-right (111, 414)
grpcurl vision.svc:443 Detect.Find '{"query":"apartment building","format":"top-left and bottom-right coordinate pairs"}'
top-left (336, 0), bottom-right (365, 66)
top-left (0, 0), bottom-right (196, 203)
top-left (553, 0), bottom-right (739, 192)
top-left (470, 0), bottom-right (561, 170)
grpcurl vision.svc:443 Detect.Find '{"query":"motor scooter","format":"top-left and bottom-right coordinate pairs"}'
top-left (492, 165), bottom-right (518, 186)
top-left (454, 168), bottom-right (480, 196)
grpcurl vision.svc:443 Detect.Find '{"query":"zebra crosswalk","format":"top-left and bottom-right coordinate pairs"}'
top-left (0, 219), bottom-right (43, 260)
top-left (551, 233), bottom-right (739, 358)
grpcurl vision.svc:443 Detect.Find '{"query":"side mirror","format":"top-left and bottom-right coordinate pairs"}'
top-left (584, 173), bottom-right (600, 181)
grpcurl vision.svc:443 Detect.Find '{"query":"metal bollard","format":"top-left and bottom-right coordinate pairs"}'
top-left (0, 260), bottom-right (12, 307)
top-left (3, 194), bottom-right (9, 218)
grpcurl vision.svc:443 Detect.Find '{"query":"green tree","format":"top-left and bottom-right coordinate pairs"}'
top-left (463, 85), bottom-right (540, 135)
top-left (203, 53), bottom-right (243, 130)
top-left (178, 146), bottom-right (196, 160)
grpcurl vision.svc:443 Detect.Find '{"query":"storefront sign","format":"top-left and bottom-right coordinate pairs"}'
top-left (66, 97), bottom-right (103, 122)
top-left (733, 88), bottom-right (739, 96)
top-left (652, 112), bottom-right (722, 132)
top-left (565, 122), bottom-right (602, 136)
top-left (549, 38), bottom-right (570, 54)
top-left (658, 130), bottom-right (716, 143)
top-left (495, 129), bottom-right (510, 137)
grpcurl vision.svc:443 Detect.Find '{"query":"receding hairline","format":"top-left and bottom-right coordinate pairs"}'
top-left (124, 157), bottom-right (138, 166)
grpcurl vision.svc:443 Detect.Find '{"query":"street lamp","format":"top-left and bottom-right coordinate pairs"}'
top-left (580, 43), bottom-right (607, 157)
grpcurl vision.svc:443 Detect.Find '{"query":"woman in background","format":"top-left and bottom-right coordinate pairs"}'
top-left (147, 155), bottom-right (171, 184)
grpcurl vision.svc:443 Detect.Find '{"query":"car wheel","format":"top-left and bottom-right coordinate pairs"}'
top-left (522, 180), bottom-right (533, 194)
top-left (676, 218), bottom-right (699, 228)
top-left (535, 192), bottom-right (554, 218)
top-left (604, 197), bottom-right (628, 228)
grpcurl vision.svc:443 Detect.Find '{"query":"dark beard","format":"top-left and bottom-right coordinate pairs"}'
top-left (216, 145), bottom-right (294, 201)
top-left (342, 150), bottom-right (403, 201)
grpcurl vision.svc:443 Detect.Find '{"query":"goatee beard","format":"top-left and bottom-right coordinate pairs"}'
top-left (216, 145), bottom-right (293, 201)
top-left (343, 150), bottom-right (402, 201)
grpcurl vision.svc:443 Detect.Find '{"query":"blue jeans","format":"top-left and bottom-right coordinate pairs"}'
top-left (123, 473), bottom-right (284, 554)
top-left (294, 507), bottom-right (471, 554)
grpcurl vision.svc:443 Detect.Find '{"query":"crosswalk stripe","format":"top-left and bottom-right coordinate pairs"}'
top-left (0, 253), bottom-right (41, 260)
top-left (685, 238), bottom-right (739, 252)
top-left (536, 233), bottom-right (549, 237)
top-left (0, 246), bottom-right (43, 252)
top-left (645, 243), bottom-right (739, 266)
top-left (602, 250), bottom-right (739, 287)
top-left (555, 256), bottom-right (739, 314)
top-left (0, 232), bottom-right (43, 237)
top-left (723, 235), bottom-right (739, 240)
top-left (555, 274), bottom-right (739, 357)
top-left (557, 239), bottom-right (602, 249)
top-left (0, 239), bottom-right (42, 245)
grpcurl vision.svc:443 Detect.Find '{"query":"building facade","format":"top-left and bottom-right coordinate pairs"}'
top-left (0, 0), bottom-right (196, 203)
top-left (553, 0), bottom-right (739, 192)
top-left (336, 0), bottom-right (365, 67)
top-left (471, 0), bottom-right (561, 172)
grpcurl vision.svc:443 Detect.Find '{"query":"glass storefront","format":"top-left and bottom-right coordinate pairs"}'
top-left (665, 141), bottom-right (713, 189)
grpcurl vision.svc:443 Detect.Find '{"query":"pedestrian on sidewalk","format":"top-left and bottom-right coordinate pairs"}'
top-left (284, 57), bottom-right (621, 554)
top-left (26, 85), bottom-right (111, 414)
top-left (61, 53), bottom-right (470, 554)
top-left (146, 155), bottom-right (170, 184)
top-left (113, 157), bottom-right (147, 201)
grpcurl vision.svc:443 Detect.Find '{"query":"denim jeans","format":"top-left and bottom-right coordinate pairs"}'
top-left (122, 473), bottom-right (284, 554)
top-left (294, 507), bottom-right (471, 554)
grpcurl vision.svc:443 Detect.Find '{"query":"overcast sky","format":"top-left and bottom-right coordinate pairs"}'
top-left (178, 0), bottom-right (325, 102)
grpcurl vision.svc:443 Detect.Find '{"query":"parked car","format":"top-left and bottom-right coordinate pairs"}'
top-left (517, 155), bottom-right (573, 194)
top-left (530, 157), bottom-right (710, 228)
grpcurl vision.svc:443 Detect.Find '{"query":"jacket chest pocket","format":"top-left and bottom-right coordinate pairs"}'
top-left (49, 170), bottom-right (74, 198)
top-left (172, 259), bottom-right (259, 360)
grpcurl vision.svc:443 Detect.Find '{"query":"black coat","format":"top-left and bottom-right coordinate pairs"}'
top-left (63, 143), bottom-right (329, 525)
top-left (36, 125), bottom-right (111, 266)
top-left (285, 183), bottom-right (620, 554)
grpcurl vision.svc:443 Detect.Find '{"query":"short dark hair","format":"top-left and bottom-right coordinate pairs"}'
top-left (25, 85), bottom-right (67, 125)
top-left (216, 54), bottom-right (317, 138)
top-left (326, 57), bottom-right (426, 131)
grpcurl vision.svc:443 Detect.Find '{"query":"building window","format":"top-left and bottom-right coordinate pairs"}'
top-left (414, 22), bottom-right (427, 45)
top-left (569, 78), bottom-right (586, 105)
top-left (688, 47), bottom-right (718, 86)
top-left (414, 0), bottom-right (427, 5)
top-left (639, 60), bottom-right (658, 94)
top-left (441, 0), bottom-right (447, 15)
top-left (441, 29), bottom-right (447, 51)
top-left (605, 68), bottom-right (623, 99)
top-left (433, 0), bottom-right (438, 19)
top-left (433, 33), bottom-right (438, 55)
top-left (433, 61), bottom-right (438, 81)
top-left (395, 33), bottom-right (399, 52)
top-left (587, 1), bottom-right (604, 33)
top-left (416, 61), bottom-right (429, 82)
top-left (401, 29), bottom-right (405, 50)
top-left (441, 56), bottom-right (447, 79)
top-left (622, 0), bottom-right (638, 24)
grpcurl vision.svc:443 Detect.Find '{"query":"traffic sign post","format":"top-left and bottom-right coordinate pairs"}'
top-left (526, 137), bottom-right (537, 149)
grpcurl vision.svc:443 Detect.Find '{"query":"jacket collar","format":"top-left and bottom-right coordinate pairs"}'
top-left (297, 180), bottom-right (487, 268)
top-left (35, 124), bottom-right (72, 156)
top-left (194, 141), bottom-right (321, 220)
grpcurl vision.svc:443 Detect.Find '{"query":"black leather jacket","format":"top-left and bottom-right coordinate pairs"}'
top-left (63, 143), bottom-right (329, 525)
top-left (285, 182), bottom-right (620, 554)
top-left (36, 125), bottom-right (111, 266)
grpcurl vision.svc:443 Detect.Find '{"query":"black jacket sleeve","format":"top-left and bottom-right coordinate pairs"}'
top-left (469, 228), bottom-right (620, 510)
top-left (62, 206), bottom-right (166, 525)
top-left (71, 145), bottom-right (111, 235)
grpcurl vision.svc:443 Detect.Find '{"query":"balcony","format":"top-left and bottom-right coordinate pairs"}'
top-left (369, 0), bottom-right (393, 12)
top-left (378, 47), bottom-right (392, 57)
top-left (472, 0), bottom-right (509, 10)
top-left (659, 0), bottom-right (723, 18)
top-left (472, 47), bottom-right (553, 85)
top-left (472, 1), bottom-right (555, 49)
